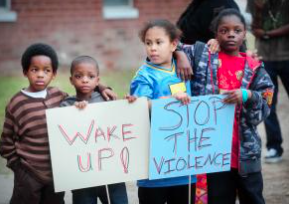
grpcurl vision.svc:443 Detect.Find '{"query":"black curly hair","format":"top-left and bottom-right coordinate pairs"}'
top-left (21, 43), bottom-right (59, 73)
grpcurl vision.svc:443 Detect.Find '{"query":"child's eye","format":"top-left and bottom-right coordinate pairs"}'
top-left (89, 75), bottom-right (95, 79)
top-left (156, 40), bottom-right (163, 45)
top-left (235, 29), bottom-right (242, 34)
top-left (31, 68), bottom-right (38, 72)
top-left (44, 68), bottom-right (52, 74)
top-left (219, 29), bottom-right (227, 34)
top-left (145, 41), bottom-right (152, 46)
top-left (74, 75), bottom-right (81, 79)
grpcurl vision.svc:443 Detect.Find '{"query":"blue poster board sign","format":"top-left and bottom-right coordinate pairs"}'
top-left (149, 95), bottom-right (235, 180)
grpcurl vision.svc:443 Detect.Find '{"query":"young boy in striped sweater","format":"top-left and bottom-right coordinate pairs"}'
top-left (0, 43), bottom-right (67, 204)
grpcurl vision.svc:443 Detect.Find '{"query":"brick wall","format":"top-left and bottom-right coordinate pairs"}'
top-left (0, 0), bottom-right (191, 72)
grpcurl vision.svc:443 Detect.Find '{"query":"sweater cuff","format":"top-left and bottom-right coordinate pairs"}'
top-left (246, 91), bottom-right (258, 105)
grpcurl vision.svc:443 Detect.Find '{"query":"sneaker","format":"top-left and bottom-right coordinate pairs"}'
top-left (264, 149), bottom-right (282, 163)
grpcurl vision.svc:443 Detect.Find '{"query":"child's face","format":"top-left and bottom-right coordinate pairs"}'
top-left (24, 55), bottom-right (56, 92)
top-left (144, 26), bottom-right (177, 68)
top-left (70, 62), bottom-right (99, 99)
top-left (216, 15), bottom-right (246, 56)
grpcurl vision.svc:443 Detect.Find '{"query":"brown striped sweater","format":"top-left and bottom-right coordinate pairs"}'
top-left (0, 87), bottom-right (68, 184)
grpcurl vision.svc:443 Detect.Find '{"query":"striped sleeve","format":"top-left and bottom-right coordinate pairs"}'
top-left (0, 106), bottom-right (19, 169)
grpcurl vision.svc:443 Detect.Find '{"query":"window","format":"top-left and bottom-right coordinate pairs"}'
top-left (103, 0), bottom-right (139, 20)
top-left (0, 0), bottom-right (17, 22)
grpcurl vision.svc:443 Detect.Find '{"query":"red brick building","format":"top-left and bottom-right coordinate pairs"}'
top-left (0, 0), bottom-right (190, 71)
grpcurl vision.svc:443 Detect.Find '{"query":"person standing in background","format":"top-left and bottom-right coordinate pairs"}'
top-left (177, 0), bottom-right (240, 44)
top-left (247, 0), bottom-right (289, 163)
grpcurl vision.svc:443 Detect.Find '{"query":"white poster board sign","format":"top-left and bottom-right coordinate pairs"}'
top-left (46, 98), bottom-right (150, 192)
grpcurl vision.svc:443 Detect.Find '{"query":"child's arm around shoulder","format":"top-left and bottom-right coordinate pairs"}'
top-left (175, 39), bottom-right (219, 80)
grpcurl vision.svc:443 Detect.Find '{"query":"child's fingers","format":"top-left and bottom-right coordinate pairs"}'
top-left (129, 97), bottom-right (137, 103)
top-left (103, 89), bottom-right (118, 101)
top-left (124, 94), bottom-right (137, 103)
top-left (103, 93), bottom-right (110, 101)
top-left (183, 96), bottom-right (191, 105)
top-left (177, 67), bottom-right (192, 81)
top-left (176, 68), bottom-right (182, 79)
top-left (178, 69), bottom-right (186, 81)
top-left (185, 95), bottom-right (191, 104)
top-left (221, 90), bottom-right (232, 95)
top-left (209, 44), bottom-right (218, 54)
top-left (110, 92), bottom-right (118, 100)
top-left (80, 101), bottom-right (88, 109)
top-left (223, 96), bottom-right (234, 104)
top-left (207, 39), bottom-right (220, 54)
top-left (74, 101), bottom-right (88, 109)
top-left (184, 68), bottom-right (192, 81)
top-left (124, 94), bottom-right (131, 100)
top-left (81, 101), bottom-right (88, 109)
top-left (223, 93), bottom-right (241, 104)
top-left (178, 97), bottom-right (190, 105)
top-left (222, 91), bottom-right (234, 103)
top-left (173, 92), bottom-right (190, 105)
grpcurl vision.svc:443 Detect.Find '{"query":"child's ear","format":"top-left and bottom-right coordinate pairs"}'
top-left (241, 30), bottom-right (247, 44)
top-left (23, 70), bottom-right (27, 77)
top-left (96, 75), bottom-right (100, 84)
top-left (52, 71), bottom-right (57, 80)
top-left (69, 76), bottom-right (73, 85)
top-left (171, 39), bottom-right (178, 52)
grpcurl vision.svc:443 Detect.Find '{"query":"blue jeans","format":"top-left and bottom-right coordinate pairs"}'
top-left (263, 60), bottom-right (289, 156)
top-left (72, 183), bottom-right (128, 204)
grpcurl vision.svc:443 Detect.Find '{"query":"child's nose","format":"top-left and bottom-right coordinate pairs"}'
top-left (37, 71), bottom-right (45, 77)
top-left (228, 30), bottom-right (235, 37)
top-left (151, 43), bottom-right (157, 50)
top-left (82, 76), bottom-right (89, 82)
